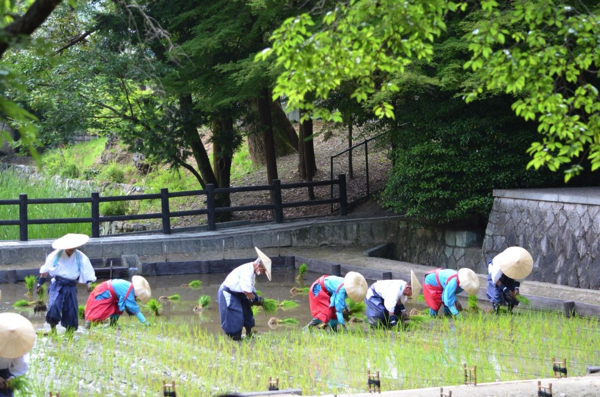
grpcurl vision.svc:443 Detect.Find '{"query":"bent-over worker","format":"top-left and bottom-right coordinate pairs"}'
top-left (365, 270), bottom-right (422, 328)
top-left (486, 246), bottom-right (533, 314)
top-left (37, 233), bottom-right (97, 332)
top-left (84, 276), bottom-right (152, 327)
top-left (423, 268), bottom-right (479, 318)
top-left (0, 313), bottom-right (36, 397)
top-left (218, 247), bottom-right (272, 340)
top-left (305, 271), bottom-right (368, 331)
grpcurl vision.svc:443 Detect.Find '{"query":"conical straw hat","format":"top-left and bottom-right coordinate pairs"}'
top-left (458, 268), bottom-right (480, 296)
top-left (255, 247), bottom-right (272, 281)
top-left (52, 233), bottom-right (89, 250)
top-left (0, 313), bottom-right (36, 358)
top-left (493, 246), bottom-right (533, 280)
top-left (132, 276), bottom-right (152, 304)
top-left (344, 271), bottom-right (367, 302)
top-left (410, 270), bottom-right (422, 297)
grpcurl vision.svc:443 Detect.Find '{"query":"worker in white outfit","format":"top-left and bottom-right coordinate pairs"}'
top-left (0, 313), bottom-right (36, 397)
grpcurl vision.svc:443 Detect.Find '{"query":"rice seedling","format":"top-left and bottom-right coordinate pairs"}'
top-left (159, 294), bottom-right (181, 302)
top-left (262, 298), bottom-right (278, 314)
top-left (268, 317), bottom-right (299, 328)
top-left (193, 295), bottom-right (212, 313)
top-left (6, 375), bottom-right (33, 395)
top-left (289, 286), bottom-right (309, 296)
top-left (78, 305), bottom-right (86, 319)
top-left (517, 294), bottom-right (531, 306)
top-left (278, 300), bottom-right (299, 310)
top-left (13, 300), bottom-right (34, 307)
top-left (295, 263), bottom-right (308, 287)
top-left (24, 275), bottom-right (37, 296)
top-left (467, 295), bottom-right (479, 312)
top-left (146, 298), bottom-right (162, 316)
top-left (36, 284), bottom-right (47, 300)
top-left (182, 280), bottom-right (202, 289)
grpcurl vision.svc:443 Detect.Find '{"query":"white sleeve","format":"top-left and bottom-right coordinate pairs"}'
top-left (78, 252), bottom-right (97, 284)
top-left (238, 264), bottom-right (255, 293)
top-left (9, 354), bottom-right (29, 378)
top-left (490, 264), bottom-right (503, 284)
top-left (39, 251), bottom-right (58, 274)
top-left (383, 281), bottom-right (405, 314)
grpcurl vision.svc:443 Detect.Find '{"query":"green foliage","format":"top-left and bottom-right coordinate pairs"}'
top-left (0, 170), bottom-right (90, 240)
top-left (230, 141), bottom-right (256, 182)
top-left (100, 162), bottom-right (125, 184)
top-left (258, 0), bottom-right (456, 122)
top-left (100, 200), bottom-right (130, 217)
top-left (464, 0), bottom-right (600, 180)
top-left (381, 95), bottom-right (572, 223)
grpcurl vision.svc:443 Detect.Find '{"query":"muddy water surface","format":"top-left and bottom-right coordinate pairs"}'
top-left (0, 269), bottom-right (426, 334)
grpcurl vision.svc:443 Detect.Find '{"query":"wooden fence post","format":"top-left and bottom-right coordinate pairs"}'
top-left (19, 193), bottom-right (28, 241)
top-left (338, 174), bottom-right (347, 216)
top-left (273, 179), bottom-right (283, 223)
top-left (206, 184), bottom-right (216, 231)
top-left (161, 188), bottom-right (171, 234)
top-left (91, 192), bottom-right (100, 238)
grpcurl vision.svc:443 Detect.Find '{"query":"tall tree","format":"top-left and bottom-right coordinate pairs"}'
top-left (258, 0), bottom-right (600, 180)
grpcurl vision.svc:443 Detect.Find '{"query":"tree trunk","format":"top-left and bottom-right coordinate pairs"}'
top-left (299, 114), bottom-right (316, 200)
top-left (247, 99), bottom-right (298, 167)
top-left (179, 95), bottom-right (218, 188)
top-left (211, 118), bottom-right (234, 220)
top-left (257, 88), bottom-right (278, 184)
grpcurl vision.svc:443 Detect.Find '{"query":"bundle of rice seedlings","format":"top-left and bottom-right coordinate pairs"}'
top-left (268, 317), bottom-right (299, 328)
top-left (194, 295), bottom-right (212, 313)
top-left (36, 284), bottom-right (47, 301)
top-left (13, 300), bottom-right (34, 308)
top-left (345, 298), bottom-right (367, 321)
top-left (146, 298), bottom-right (162, 316)
top-left (468, 295), bottom-right (479, 312)
top-left (7, 376), bottom-right (32, 395)
top-left (278, 300), bottom-right (299, 310)
top-left (159, 294), bottom-right (180, 302)
top-left (261, 298), bottom-right (278, 314)
top-left (517, 294), bottom-right (531, 306)
top-left (182, 280), bottom-right (202, 289)
top-left (289, 286), bottom-right (309, 296)
top-left (78, 305), bottom-right (86, 319)
top-left (24, 275), bottom-right (36, 296)
top-left (295, 263), bottom-right (308, 287)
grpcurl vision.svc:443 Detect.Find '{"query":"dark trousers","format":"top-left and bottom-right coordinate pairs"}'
top-left (0, 369), bottom-right (14, 397)
top-left (46, 276), bottom-right (79, 329)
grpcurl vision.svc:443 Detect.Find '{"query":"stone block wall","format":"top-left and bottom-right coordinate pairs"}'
top-left (483, 188), bottom-right (600, 289)
top-left (395, 224), bottom-right (484, 270)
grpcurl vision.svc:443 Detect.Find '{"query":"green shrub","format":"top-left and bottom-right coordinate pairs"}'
top-left (59, 162), bottom-right (80, 179)
top-left (82, 167), bottom-right (100, 180)
top-left (381, 95), bottom-right (586, 224)
top-left (101, 162), bottom-right (125, 184)
top-left (100, 199), bottom-right (130, 216)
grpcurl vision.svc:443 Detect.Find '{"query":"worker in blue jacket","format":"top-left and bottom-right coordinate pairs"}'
top-left (487, 246), bottom-right (533, 314)
top-left (423, 268), bottom-right (479, 318)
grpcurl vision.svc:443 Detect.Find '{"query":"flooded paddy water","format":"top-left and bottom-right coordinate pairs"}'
top-left (1, 269), bottom-right (599, 396)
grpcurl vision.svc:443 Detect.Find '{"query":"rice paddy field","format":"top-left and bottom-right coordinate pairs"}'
top-left (1, 269), bottom-right (599, 396)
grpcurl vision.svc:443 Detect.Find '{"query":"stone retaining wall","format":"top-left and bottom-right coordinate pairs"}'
top-left (483, 188), bottom-right (600, 289)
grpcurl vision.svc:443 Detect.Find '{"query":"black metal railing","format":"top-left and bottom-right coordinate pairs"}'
top-left (0, 175), bottom-right (347, 241)
top-left (329, 129), bottom-right (397, 211)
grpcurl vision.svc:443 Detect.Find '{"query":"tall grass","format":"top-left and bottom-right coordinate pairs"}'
top-left (0, 170), bottom-right (90, 240)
